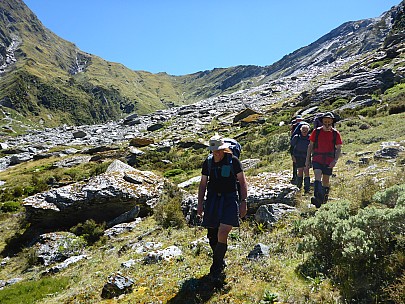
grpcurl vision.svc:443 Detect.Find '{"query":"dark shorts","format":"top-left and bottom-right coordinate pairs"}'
top-left (295, 156), bottom-right (306, 168)
top-left (312, 161), bottom-right (333, 176)
top-left (202, 191), bottom-right (240, 228)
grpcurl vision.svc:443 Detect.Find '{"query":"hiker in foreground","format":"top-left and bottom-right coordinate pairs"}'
top-left (290, 124), bottom-right (311, 193)
top-left (197, 134), bottom-right (248, 281)
top-left (305, 112), bottom-right (342, 208)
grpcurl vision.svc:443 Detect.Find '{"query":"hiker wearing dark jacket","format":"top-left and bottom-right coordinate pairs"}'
top-left (289, 115), bottom-right (303, 184)
top-left (305, 112), bottom-right (342, 208)
top-left (197, 134), bottom-right (248, 280)
top-left (290, 124), bottom-right (311, 193)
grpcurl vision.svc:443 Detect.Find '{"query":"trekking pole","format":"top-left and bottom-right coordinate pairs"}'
top-left (195, 214), bottom-right (201, 237)
top-left (194, 216), bottom-right (198, 237)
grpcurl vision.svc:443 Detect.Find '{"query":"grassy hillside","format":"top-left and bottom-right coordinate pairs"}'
top-left (0, 0), bottom-right (270, 130)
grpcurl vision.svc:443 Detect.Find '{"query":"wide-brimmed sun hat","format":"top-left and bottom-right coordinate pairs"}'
top-left (208, 134), bottom-right (231, 151)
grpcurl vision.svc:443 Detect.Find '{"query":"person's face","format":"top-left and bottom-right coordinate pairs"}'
top-left (213, 149), bottom-right (224, 157)
top-left (301, 127), bottom-right (309, 135)
top-left (322, 118), bottom-right (333, 130)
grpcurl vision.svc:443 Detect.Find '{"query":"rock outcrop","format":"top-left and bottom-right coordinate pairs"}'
top-left (23, 160), bottom-right (164, 228)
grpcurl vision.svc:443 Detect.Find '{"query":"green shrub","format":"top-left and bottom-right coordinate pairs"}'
top-left (246, 133), bottom-right (290, 158)
top-left (332, 206), bottom-right (405, 301)
top-left (354, 176), bottom-right (381, 207)
top-left (373, 183), bottom-right (405, 207)
top-left (153, 182), bottom-right (185, 228)
top-left (261, 124), bottom-right (279, 136)
top-left (298, 200), bottom-right (353, 271)
top-left (385, 272), bottom-right (405, 304)
top-left (358, 105), bottom-right (377, 117)
top-left (70, 219), bottom-right (106, 245)
top-left (388, 101), bottom-right (405, 115)
top-left (163, 168), bottom-right (185, 178)
top-left (369, 58), bottom-right (391, 69)
top-left (299, 199), bottom-right (405, 302)
top-left (0, 201), bottom-right (21, 213)
top-left (331, 98), bottom-right (348, 108)
top-left (12, 186), bottom-right (24, 197)
top-left (261, 290), bottom-right (278, 303)
top-left (31, 174), bottom-right (49, 193)
top-left (88, 161), bottom-right (111, 176)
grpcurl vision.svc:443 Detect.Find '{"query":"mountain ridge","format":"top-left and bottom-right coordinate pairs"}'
top-left (0, 0), bottom-right (403, 131)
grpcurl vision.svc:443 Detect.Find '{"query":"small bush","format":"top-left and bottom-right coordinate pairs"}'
top-left (70, 219), bottom-right (106, 245)
top-left (373, 183), bottom-right (405, 207)
top-left (358, 105), bottom-right (377, 117)
top-left (384, 272), bottom-right (405, 304)
top-left (246, 133), bottom-right (290, 158)
top-left (388, 101), bottom-right (405, 115)
top-left (88, 161), bottom-right (111, 176)
top-left (0, 201), bottom-right (21, 213)
top-left (353, 176), bottom-right (381, 207)
top-left (260, 124), bottom-right (279, 136)
top-left (331, 98), bottom-right (348, 108)
top-left (299, 199), bottom-right (405, 302)
top-left (153, 182), bottom-right (185, 228)
top-left (163, 168), bottom-right (185, 178)
top-left (31, 174), bottom-right (49, 193)
top-left (261, 290), bottom-right (278, 303)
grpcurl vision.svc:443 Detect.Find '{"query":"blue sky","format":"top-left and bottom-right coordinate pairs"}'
top-left (24, 0), bottom-right (400, 76)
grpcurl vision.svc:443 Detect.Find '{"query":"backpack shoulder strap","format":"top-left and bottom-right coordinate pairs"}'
top-left (207, 154), bottom-right (213, 175)
top-left (314, 128), bottom-right (321, 149)
top-left (332, 128), bottom-right (338, 146)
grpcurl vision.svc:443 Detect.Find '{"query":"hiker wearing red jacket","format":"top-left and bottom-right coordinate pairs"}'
top-left (305, 112), bottom-right (342, 208)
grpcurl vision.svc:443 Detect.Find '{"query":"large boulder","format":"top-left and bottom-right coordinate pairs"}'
top-left (23, 160), bottom-right (164, 228)
top-left (247, 172), bottom-right (299, 212)
top-left (233, 108), bottom-right (260, 123)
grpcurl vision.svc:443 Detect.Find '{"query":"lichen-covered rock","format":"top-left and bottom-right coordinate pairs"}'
top-left (23, 160), bottom-right (164, 228)
top-left (101, 273), bottom-right (134, 299)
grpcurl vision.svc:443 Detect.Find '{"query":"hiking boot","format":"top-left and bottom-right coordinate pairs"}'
top-left (323, 187), bottom-right (330, 203)
top-left (304, 177), bottom-right (311, 193)
top-left (210, 242), bottom-right (227, 278)
top-left (291, 162), bottom-right (297, 184)
top-left (296, 176), bottom-right (303, 189)
top-left (311, 196), bottom-right (322, 208)
top-left (209, 271), bottom-right (226, 288)
top-left (313, 180), bottom-right (324, 205)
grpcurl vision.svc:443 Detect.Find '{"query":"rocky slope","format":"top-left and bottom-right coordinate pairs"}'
top-left (0, 0), bottom-right (403, 130)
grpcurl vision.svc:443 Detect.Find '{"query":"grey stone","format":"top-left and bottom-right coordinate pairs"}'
top-left (247, 243), bottom-right (270, 260)
top-left (101, 273), bottom-right (134, 299)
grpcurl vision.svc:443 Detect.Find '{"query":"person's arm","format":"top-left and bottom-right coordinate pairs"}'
top-left (197, 175), bottom-right (208, 216)
top-left (305, 141), bottom-right (314, 168)
top-left (329, 144), bottom-right (342, 168)
top-left (236, 171), bottom-right (248, 218)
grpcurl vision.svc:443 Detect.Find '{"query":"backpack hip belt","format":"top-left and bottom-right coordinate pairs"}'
top-left (313, 152), bottom-right (334, 157)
